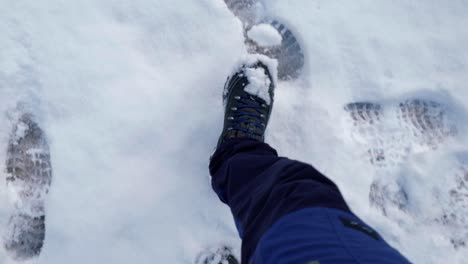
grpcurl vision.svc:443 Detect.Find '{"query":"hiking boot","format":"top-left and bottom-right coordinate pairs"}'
top-left (217, 60), bottom-right (275, 148)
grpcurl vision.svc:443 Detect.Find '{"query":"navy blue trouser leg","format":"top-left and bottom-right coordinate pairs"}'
top-left (209, 140), bottom-right (410, 264)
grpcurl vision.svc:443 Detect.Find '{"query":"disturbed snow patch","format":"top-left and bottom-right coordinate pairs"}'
top-left (247, 23), bottom-right (283, 47)
top-left (226, 54), bottom-right (278, 106)
top-left (11, 121), bottom-right (29, 146)
top-left (244, 66), bottom-right (272, 105)
top-left (230, 54), bottom-right (278, 85)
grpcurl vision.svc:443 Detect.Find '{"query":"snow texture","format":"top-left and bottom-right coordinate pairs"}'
top-left (4, 114), bottom-right (52, 260)
top-left (1, 0), bottom-right (468, 264)
top-left (229, 54), bottom-right (278, 88)
top-left (247, 23), bottom-right (283, 47)
top-left (223, 0), bottom-right (265, 26)
top-left (244, 66), bottom-right (272, 105)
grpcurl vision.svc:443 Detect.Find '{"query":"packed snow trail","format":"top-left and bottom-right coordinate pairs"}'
top-left (1, 0), bottom-right (468, 263)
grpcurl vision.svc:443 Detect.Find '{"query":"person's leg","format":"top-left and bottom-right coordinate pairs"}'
top-left (210, 139), bottom-right (353, 262)
top-left (210, 58), bottom-right (410, 263)
top-left (210, 140), bottom-right (410, 263)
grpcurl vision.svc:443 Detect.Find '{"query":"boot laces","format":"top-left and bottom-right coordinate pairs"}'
top-left (227, 95), bottom-right (267, 137)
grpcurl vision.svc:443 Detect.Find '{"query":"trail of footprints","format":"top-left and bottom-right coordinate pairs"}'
top-left (345, 99), bottom-right (465, 249)
top-left (397, 100), bottom-right (457, 150)
top-left (3, 113), bottom-right (52, 260)
top-left (345, 99), bottom-right (457, 166)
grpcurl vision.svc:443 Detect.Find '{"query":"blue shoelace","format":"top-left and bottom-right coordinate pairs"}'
top-left (227, 95), bottom-right (267, 137)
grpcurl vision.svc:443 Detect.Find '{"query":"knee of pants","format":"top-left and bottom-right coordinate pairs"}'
top-left (250, 208), bottom-right (411, 264)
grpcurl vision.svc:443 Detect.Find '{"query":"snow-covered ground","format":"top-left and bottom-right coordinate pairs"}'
top-left (1, 0), bottom-right (468, 263)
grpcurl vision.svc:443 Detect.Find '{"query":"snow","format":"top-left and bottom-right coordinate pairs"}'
top-left (244, 66), bottom-right (272, 105)
top-left (12, 122), bottom-right (28, 145)
top-left (244, 65), bottom-right (272, 105)
top-left (247, 23), bottom-right (283, 47)
top-left (230, 54), bottom-right (278, 87)
top-left (226, 54), bottom-right (277, 105)
top-left (0, 0), bottom-right (468, 263)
